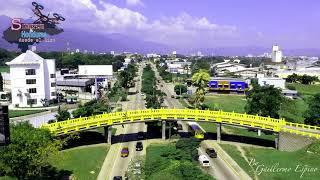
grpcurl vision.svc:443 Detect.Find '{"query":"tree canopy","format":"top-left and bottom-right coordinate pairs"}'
top-left (191, 70), bottom-right (210, 108)
top-left (174, 84), bottom-right (188, 95)
top-left (304, 93), bottom-right (320, 126)
top-left (0, 122), bottom-right (64, 179)
top-left (245, 85), bottom-right (283, 118)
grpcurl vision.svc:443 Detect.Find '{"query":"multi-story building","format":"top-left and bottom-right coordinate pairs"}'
top-left (6, 50), bottom-right (56, 107)
top-left (271, 45), bottom-right (282, 63)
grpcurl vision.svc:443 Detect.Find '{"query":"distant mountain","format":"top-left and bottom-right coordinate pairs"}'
top-left (1, 15), bottom-right (320, 56)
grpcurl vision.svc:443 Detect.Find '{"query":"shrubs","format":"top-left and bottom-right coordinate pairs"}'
top-left (145, 138), bottom-right (213, 180)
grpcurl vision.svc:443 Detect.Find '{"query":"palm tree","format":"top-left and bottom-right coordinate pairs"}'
top-left (192, 69), bottom-right (210, 108)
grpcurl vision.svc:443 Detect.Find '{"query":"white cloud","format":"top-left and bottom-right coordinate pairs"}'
top-left (126, 0), bottom-right (144, 6)
top-left (0, 0), bottom-right (239, 48)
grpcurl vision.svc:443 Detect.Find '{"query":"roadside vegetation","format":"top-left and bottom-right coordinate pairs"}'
top-left (145, 138), bottom-right (213, 180)
top-left (142, 64), bottom-right (164, 109)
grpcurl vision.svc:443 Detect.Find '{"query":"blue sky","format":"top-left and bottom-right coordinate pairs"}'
top-left (1, 0), bottom-right (320, 49)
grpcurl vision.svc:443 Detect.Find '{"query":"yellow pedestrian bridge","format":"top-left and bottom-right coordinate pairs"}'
top-left (41, 108), bottom-right (320, 140)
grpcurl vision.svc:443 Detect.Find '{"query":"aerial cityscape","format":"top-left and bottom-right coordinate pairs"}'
top-left (0, 1), bottom-right (320, 180)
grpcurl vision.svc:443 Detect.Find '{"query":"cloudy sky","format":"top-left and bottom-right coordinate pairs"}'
top-left (1, 0), bottom-right (320, 49)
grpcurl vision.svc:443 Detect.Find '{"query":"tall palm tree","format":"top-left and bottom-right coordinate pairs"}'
top-left (192, 69), bottom-right (210, 108)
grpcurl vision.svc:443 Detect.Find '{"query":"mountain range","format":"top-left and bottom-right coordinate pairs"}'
top-left (1, 15), bottom-right (319, 56)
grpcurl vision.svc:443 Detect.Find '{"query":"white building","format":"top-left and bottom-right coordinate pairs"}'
top-left (75, 49), bottom-right (80, 53)
top-left (172, 51), bottom-right (177, 55)
top-left (6, 50), bottom-right (56, 107)
top-left (110, 51), bottom-right (115, 55)
top-left (271, 45), bottom-right (282, 63)
top-left (258, 77), bottom-right (285, 89)
top-left (167, 62), bottom-right (192, 74)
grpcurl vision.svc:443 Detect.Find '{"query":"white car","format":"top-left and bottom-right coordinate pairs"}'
top-left (198, 155), bottom-right (210, 167)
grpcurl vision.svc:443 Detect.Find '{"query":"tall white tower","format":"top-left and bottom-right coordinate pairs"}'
top-left (272, 45), bottom-right (282, 63)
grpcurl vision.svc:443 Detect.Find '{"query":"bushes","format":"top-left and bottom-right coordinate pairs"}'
top-left (145, 138), bottom-right (213, 180)
top-left (174, 84), bottom-right (187, 95)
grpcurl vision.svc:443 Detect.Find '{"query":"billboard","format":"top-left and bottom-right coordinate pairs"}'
top-left (0, 106), bottom-right (10, 146)
top-left (78, 65), bottom-right (113, 76)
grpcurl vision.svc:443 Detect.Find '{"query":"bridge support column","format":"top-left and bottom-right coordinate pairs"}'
top-left (217, 123), bottom-right (221, 143)
top-left (162, 121), bottom-right (166, 140)
top-left (275, 133), bottom-right (279, 150)
top-left (258, 129), bottom-right (261, 136)
top-left (104, 126), bottom-right (112, 144)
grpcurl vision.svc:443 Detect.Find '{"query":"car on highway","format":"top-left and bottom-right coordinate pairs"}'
top-left (141, 93), bottom-right (145, 96)
top-left (121, 147), bottom-right (129, 157)
top-left (136, 141), bottom-right (143, 151)
top-left (137, 131), bottom-right (145, 140)
top-left (113, 176), bottom-right (122, 180)
top-left (199, 155), bottom-right (210, 167)
top-left (206, 148), bottom-right (217, 158)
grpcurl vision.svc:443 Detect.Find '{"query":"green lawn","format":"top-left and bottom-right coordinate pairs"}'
top-left (287, 83), bottom-right (320, 96)
top-left (9, 110), bottom-right (47, 118)
top-left (0, 66), bottom-right (9, 73)
top-left (223, 126), bottom-right (275, 141)
top-left (204, 94), bottom-right (246, 113)
top-left (198, 122), bottom-right (275, 141)
top-left (0, 176), bottom-right (16, 180)
top-left (221, 143), bottom-right (320, 180)
top-left (198, 122), bottom-right (217, 133)
top-left (52, 144), bottom-right (109, 180)
top-left (178, 98), bottom-right (191, 108)
top-left (280, 98), bottom-right (308, 123)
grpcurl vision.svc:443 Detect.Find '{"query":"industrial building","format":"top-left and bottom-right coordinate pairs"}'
top-left (208, 78), bottom-right (249, 94)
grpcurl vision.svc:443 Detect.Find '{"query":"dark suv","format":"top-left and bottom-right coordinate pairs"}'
top-left (113, 176), bottom-right (122, 180)
top-left (206, 148), bottom-right (217, 158)
top-left (137, 131), bottom-right (145, 140)
top-left (136, 141), bottom-right (143, 151)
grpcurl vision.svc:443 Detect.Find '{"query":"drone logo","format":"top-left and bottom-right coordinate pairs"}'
top-left (2, 1), bottom-right (65, 52)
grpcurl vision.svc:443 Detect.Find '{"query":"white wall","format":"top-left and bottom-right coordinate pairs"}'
top-left (258, 78), bottom-right (285, 89)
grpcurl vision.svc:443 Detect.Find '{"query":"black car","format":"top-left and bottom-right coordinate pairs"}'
top-left (137, 131), bottom-right (145, 140)
top-left (136, 141), bottom-right (143, 151)
top-left (113, 176), bottom-right (122, 180)
top-left (206, 148), bottom-right (217, 158)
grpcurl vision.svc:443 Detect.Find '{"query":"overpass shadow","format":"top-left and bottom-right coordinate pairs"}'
top-left (61, 131), bottom-right (105, 149)
top-left (206, 132), bottom-right (275, 148)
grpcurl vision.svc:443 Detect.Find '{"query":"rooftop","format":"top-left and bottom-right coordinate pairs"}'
top-left (6, 50), bottom-right (45, 65)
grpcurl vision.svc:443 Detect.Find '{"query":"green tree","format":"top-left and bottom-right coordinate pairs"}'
top-left (191, 70), bottom-right (210, 108)
top-left (174, 84), bottom-right (187, 95)
top-left (245, 85), bottom-right (283, 118)
top-left (55, 109), bottom-right (71, 122)
top-left (191, 59), bottom-right (210, 74)
top-left (304, 93), bottom-right (320, 126)
top-left (286, 73), bottom-right (299, 83)
top-left (0, 122), bottom-right (63, 179)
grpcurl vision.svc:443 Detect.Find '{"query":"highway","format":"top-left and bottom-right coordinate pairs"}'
top-left (151, 62), bottom-right (240, 180)
top-left (98, 63), bottom-right (146, 180)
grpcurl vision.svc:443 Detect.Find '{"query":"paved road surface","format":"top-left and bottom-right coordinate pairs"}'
top-left (11, 109), bottom-right (75, 128)
top-left (98, 63), bottom-right (146, 180)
